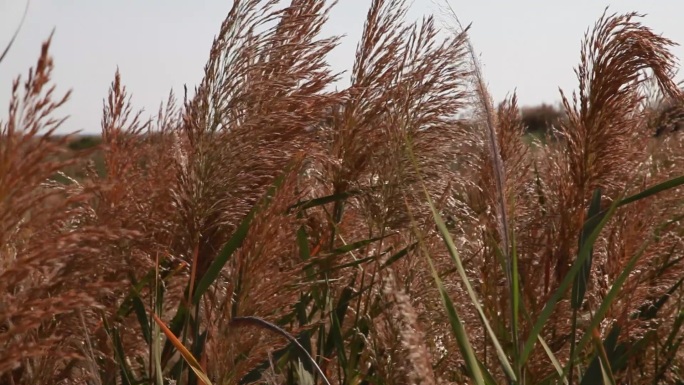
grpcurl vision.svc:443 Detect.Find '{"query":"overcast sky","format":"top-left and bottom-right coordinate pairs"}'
top-left (1, 1), bottom-right (683, 134)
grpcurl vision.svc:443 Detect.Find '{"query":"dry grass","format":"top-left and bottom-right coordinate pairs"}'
top-left (1, 2), bottom-right (684, 385)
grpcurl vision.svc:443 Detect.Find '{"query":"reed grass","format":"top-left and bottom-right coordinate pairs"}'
top-left (1, 1), bottom-right (684, 384)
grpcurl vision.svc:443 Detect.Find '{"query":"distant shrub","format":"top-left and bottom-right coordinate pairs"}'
top-left (650, 100), bottom-right (684, 137)
top-left (520, 103), bottom-right (565, 133)
top-left (67, 135), bottom-right (102, 151)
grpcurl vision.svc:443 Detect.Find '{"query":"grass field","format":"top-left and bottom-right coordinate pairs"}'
top-left (2, 1), bottom-right (684, 384)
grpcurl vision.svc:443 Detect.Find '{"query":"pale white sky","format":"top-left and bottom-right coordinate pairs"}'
top-left (0, 1), bottom-right (682, 134)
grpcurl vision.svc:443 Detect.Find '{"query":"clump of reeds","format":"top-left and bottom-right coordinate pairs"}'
top-left (1, 1), bottom-right (684, 385)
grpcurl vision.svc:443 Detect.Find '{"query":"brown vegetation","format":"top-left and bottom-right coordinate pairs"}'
top-left (1, 2), bottom-right (683, 385)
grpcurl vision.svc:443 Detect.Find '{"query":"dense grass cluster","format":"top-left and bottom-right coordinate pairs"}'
top-left (2, 1), bottom-right (684, 384)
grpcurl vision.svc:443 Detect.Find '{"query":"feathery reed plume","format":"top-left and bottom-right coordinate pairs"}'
top-left (552, 8), bottom-right (681, 282)
top-left (380, 269), bottom-right (436, 385)
top-left (158, 1), bottom-right (344, 382)
top-left (0, 35), bottom-right (131, 384)
top-left (174, 0), bottom-right (343, 285)
top-left (522, 9), bottom-right (684, 382)
top-left (93, 71), bottom-right (179, 268)
top-left (203, 163), bottom-right (312, 383)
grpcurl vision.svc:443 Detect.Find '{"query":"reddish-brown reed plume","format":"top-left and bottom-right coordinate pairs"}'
top-left (0, 35), bottom-right (136, 384)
